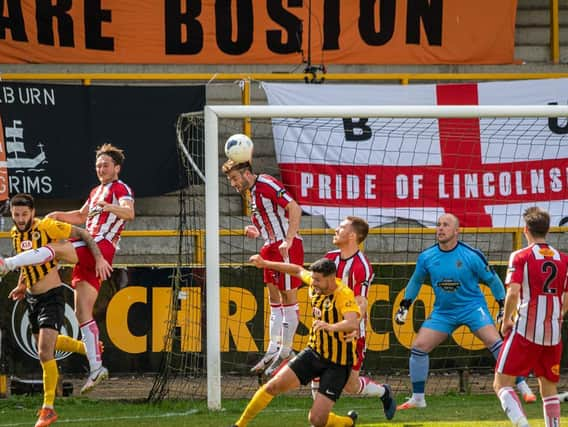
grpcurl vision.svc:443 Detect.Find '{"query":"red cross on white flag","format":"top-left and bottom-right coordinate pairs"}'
top-left (263, 80), bottom-right (568, 228)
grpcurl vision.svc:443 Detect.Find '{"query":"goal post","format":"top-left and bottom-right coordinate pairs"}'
top-left (197, 104), bottom-right (568, 409)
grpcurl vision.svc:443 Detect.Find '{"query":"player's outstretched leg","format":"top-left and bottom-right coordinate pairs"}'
top-left (264, 303), bottom-right (299, 376)
top-left (79, 319), bottom-right (108, 395)
top-left (497, 386), bottom-right (529, 427)
top-left (80, 365), bottom-right (109, 395)
top-left (380, 384), bottom-right (397, 420)
top-left (251, 303), bottom-right (283, 374)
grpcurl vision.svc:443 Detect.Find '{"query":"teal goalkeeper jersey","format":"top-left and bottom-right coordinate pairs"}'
top-left (404, 241), bottom-right (506, 311)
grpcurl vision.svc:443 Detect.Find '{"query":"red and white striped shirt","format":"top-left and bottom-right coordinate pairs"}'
top-left (250, 174), bottom-right (297, 245)
top-left (325, 249), bottom-right (374, 337)
top-left (83, 180), bottom-right (134, 247)
top-left (505, 243), bottom-right (568, 345)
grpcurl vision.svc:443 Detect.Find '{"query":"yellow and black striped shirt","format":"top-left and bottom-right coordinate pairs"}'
top-left (300, 270), bottom-right (360, 366)
top-left (11, 217), bottom-right (72, 288)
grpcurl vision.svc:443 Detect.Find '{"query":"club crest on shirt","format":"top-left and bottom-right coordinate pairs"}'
top-left (456, 260), bottom-right (463, 268)
top-left (32, 231), bottom-right (41, 241)
top-left (322, 298), bottom-right (332, 311)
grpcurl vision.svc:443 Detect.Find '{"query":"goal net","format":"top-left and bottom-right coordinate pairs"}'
top-left (150, 105), bottom-right (568, 408)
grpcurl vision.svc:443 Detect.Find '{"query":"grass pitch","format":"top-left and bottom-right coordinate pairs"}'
top-left (0, 394), bottom-right (565, 426)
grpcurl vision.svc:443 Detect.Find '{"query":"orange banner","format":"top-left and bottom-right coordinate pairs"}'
top-left (0, 0), bottom-right (517, 64)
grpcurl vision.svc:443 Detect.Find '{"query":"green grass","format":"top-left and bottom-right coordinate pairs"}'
top-left (0, 394), bottom-right (566, 426)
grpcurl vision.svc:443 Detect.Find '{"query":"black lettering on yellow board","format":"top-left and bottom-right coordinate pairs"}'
top-left (105, 283), bottom-right (499, 354)
top-left (106, 286), bottom-right (146, 354)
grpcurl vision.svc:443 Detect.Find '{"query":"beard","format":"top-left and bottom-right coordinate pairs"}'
top-left (15, 218), bottom-right (33, 232)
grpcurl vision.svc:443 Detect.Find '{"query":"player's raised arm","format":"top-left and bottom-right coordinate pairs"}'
top-left (46, 203), bottom-right (89, 225)
top-left (249, 254), bottom-right (303, 278)
top-left (69, 226), bottom-right (113, 281)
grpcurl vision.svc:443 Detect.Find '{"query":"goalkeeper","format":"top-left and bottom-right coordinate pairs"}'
top-left (395, 213), bottom-right (535, 410)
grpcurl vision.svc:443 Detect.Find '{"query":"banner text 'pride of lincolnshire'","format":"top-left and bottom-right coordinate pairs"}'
top-left (0, 1), bottom-right (516, 64)
top-left (264, 79), bottom-right (568, 228)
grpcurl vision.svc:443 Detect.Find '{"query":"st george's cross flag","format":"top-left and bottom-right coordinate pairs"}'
top-left (263, 80), bottom-right (568, 228)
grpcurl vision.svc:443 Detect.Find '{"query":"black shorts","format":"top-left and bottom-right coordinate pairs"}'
top-left (288, 348), bottom-right (351, 402)
top-left (25, 287), bottom-right (65, 334)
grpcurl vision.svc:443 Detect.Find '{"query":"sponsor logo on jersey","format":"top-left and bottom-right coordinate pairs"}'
top-left (438, 279), bottom-right (461, 292)
top-left (539, 247), bottom-right (554, 257)
top-left (20, 240), bottom-right (33, 250)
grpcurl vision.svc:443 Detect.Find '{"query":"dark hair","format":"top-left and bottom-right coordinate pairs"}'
top-left (346, 216), bottom-right (369, 244)
top-left (523, 206), bottom-right (550, 238)
top-left (308, 258), bottom-right (336, 277)
top-left (96, 143), bottom-right (125, 166)
top-left (222, 159), bottom-right (252, 174)
top-left (10, 193), bottom-right (34, 209)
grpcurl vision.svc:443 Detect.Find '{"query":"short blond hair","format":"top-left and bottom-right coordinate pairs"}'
top-left (96, 143), bottom-right (125, 166)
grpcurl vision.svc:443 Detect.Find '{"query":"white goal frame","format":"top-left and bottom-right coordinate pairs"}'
top-left (203, 104), bottom-right (568, 409)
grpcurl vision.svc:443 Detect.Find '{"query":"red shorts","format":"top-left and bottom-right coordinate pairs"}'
top-left (496, 330), bottom-right (563, 383)
top-left (71, 239), bottom-right (115, 292)
top-left (260, 237), bottom-right (304, 291)
top-left (352, 336), bottom-right (366, 371)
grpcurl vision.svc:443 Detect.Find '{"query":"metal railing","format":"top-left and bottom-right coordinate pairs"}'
top-left (0, 226), bottom-right (546, 266)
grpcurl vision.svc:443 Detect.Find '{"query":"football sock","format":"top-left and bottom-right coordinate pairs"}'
top-left (498, 386), bottom-right (527, 425)
top-left (410, 347), bottom-right (428, 394)
top-left (235, 385), bottom-right (274, 427)
top-left (41, 359), bottom-right (58, 408)
top-left (5, 246), bottom-right (54, 270)
top-left (280, 303), bottom-right (299, 357)
top-left (81, 319), bottom-right (102, 372)
top-left (55, 335), bottom-right (86, 355)
top-left (543, 395), bottom-right (560, 427)
top-left (324, 412), bottom-right (354, 426)
top-left (357, 376), bottom-right (386, 397)
top-left (488, 339), bottom-right (502, 359)
top-left (268, 303), bottom-right (283, 354)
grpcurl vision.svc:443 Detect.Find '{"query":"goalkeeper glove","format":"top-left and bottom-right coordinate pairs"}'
top-left (495, 299), bottom-right (505, 324)
top-left (395, 298), bottom-right (412, 325)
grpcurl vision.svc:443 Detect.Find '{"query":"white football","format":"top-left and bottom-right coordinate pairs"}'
top-left (225, 134), bottom-right (254, 163)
